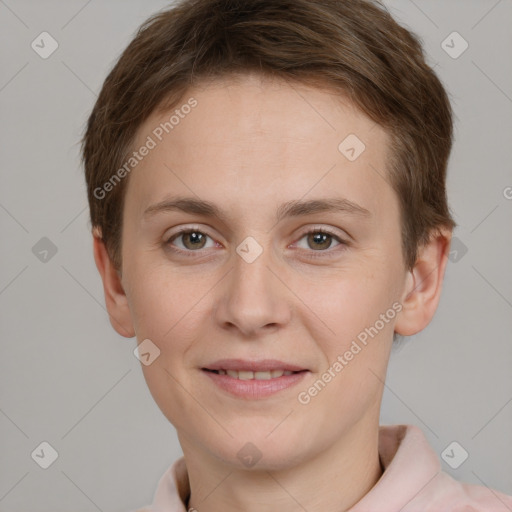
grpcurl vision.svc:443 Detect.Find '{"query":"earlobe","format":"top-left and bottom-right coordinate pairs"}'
top-left (92, 228), bottom-right (135, 338)
top-left (394, 229), bottom-right (452, 337)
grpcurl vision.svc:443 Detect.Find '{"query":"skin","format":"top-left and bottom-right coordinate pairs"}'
top-left (93, 72), bottom-right (451, 512)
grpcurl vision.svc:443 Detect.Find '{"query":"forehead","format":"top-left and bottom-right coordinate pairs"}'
top-left (125, 74), bottom-right (395, 224)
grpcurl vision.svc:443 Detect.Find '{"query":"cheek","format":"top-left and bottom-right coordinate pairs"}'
top-left (127, 265), bottom-right (209, 426)
top-left (299, 267), bottom-right (398, 344)
top-left (295, 264), bottom-right (400, 403)
top-left (296, 279), bottom-right (395, 421)
top-left (126, 262), bottom-right (213, 379)
top-left (128, 284), bottom-right (172, 340)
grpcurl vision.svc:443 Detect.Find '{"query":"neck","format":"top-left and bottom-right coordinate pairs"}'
top-left (182, 419), bottom-right (383, 512)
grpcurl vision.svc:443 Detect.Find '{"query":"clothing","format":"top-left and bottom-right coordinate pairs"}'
top-left (134, 424), bottom-right (512, 511)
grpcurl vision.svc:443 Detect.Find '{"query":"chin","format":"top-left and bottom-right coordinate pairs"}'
top-left (203, 423), bottom-right (315, 471)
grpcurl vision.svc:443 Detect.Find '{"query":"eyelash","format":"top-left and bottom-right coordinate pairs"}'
top-left (164, 226), bottom-right (349, 259)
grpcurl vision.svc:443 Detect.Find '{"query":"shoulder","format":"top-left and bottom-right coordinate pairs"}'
top-left (407, 469), bottom-right (512, 511)
top-left (356, 424), bottom-right (512, 512)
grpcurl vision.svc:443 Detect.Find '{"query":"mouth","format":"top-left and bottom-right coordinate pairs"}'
top-left (202, 368), bottom-right (305, 380)
top-left (201, 359), bottom-right (310, 399)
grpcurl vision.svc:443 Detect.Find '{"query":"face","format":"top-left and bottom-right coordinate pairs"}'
top-left (117, 73), bottom-right (410, 469)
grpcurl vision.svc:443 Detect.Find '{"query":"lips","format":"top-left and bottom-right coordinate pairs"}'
top-left (202, 359), bottom-right (309, 399)
top-left (204, 369), bottom-right (297, 380)
top-left (203, 358), bottom-right (307, 373)
top-left (202, 359), bottom-right (308, 382)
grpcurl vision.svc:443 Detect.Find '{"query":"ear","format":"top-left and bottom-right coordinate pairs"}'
top-left (394, 228), bottom-right (452, 336)
top-left (92, 227), bottom-right (135, 338)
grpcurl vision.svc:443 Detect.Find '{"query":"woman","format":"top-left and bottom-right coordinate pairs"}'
top-left (82, 0), bottom-right (512, 510)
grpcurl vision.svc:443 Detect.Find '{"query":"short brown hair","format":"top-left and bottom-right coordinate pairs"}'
top-left (82, 0), bottom-right (456, 271)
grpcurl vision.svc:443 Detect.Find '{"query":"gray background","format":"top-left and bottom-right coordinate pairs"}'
top-left (1, 0), bottom-right (511, 510)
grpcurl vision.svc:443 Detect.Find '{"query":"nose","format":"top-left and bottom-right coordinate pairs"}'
top-left (213, 242), bottom-right (292, 338)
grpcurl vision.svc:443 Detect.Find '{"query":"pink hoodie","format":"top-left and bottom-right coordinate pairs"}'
top-left (135, 424), bottom-right (512, 511)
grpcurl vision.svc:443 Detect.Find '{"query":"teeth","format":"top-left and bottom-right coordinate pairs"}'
top-left (254, 371), bottom-right (272, 380)
top-left (215, 369), bottom-right (297, 379)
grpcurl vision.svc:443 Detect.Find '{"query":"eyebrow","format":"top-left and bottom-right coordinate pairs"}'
top-left (143, 196), bottom-right (371, 223)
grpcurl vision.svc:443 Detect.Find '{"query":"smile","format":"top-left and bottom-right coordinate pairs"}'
top-left (204, 369), bottom-right (298, 380)
top-left (201, 367), bottom-right (309, 399)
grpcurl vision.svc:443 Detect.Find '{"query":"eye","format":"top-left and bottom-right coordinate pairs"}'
top-left (164, 226), bottom-right (349, 258)
top-left (293, 228), bottom-right (348, 255)
top-left (166, 228), bottom-right (217, 252)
